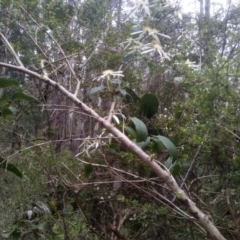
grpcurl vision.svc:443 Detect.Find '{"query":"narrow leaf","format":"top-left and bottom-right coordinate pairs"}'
top-left (85, 86), bottom-right (105, 98)
top-left (154, 135), bottom-right (177, 161)
top-left (130, 117), bottom-right (148, 142)
top-left (123, 52), bottom-right (134, 62)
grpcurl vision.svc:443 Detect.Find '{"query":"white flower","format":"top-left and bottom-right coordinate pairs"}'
top-left (141, 41), bottom-right (170, 60)
top-left (121, 37), bottom-right (141, 50)
top-left (96, 69), bottom-right (124, 81)
top-left (131, 26), bottom-right (170, 43)
top-left (128, 0), bottom-right (153, 17)
top-left (145, 27), bottom-right (171, 41)
top-left (185, 59), bottom-right (201, 71)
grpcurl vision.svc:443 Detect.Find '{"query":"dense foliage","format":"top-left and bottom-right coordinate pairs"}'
top-left (1, 0), bottom-right (240, 239)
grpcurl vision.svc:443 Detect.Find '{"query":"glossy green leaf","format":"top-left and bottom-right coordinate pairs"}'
top-left (124, 126), bottom-right (137, 140)
top-left (12, 92), bottom-right (38, 102)
top-left (136, 137), bottom-right (151, 150)
top-left (0, 78), bottom-right (19, 88)
top-left (154, 135), bottom-right (177, 161)
top-left (152, 137), bottom-right (164, 153)
top-left (85, 86), bottom-right (105, 98)
top-left (0, 156), bottom-right (23, 178)
top-left (130, 117), bottom-right (148, 142)
top-left (139, 93), bottom-right (159, 118)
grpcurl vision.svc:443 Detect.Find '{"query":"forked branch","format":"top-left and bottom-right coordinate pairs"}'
top-left (0, 60), bottom-right (227, 240)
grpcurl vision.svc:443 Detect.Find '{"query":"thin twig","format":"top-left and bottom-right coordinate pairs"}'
top-left (0, 32), bottom-right (24, 67)
top-left (180, 143), bottom-right (203, 189)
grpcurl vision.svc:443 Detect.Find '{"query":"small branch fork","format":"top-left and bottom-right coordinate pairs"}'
top-left (0, 34), bottom-right (226, 240)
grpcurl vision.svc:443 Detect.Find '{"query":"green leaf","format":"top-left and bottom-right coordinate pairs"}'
top-left (130, 117), bottom-right (148, 142)
top-left (0, 156), bottom-right (23, 178)
top-left (172, 163), bottom-right (181, 176)
top-left (84, 164), bottom-right (93, 178)
top-left (152, 137), bottom-right (164, 153)
top-left (139, 93), bottom-right (159, 119)
top-left (9, 229), bottom-right (21, 240)
top-left (2, 107), bottom-right (13, 118)
top-left (85, 86), bottom-right (105, 98)
top-left (153, 135), bottom-right (177, 161)
top-left (136, 137), bottom-right (151, 150)
top-left (124, 126), bottom-right (137, 140)
top-left (12, 92), bottom-right (38, 102)
top-left (174, 106), bottom-right (183, 119)
top-left (124, 88), bottom-right (140, 103)
top-left (164, 157), bottom-right (172, 169)
top-left (0, 78), bottom-right (19, 88)
top-left (0, 95), bottom-right (9, 105)
top-left (123, 52), bottom-right (133, 62)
